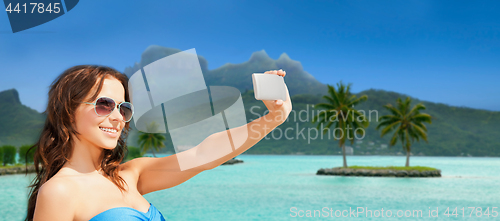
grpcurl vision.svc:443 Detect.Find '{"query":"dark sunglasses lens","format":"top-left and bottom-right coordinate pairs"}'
top-left (95, 97), bottom-right (115, 116)
top-left (119, 103), bottom-right (133, 121)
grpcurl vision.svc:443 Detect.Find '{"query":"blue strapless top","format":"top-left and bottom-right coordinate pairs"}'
top-left (89, 203), bottom-right (166, 221)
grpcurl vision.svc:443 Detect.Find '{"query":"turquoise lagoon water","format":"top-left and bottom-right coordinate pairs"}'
top-left (1, 155), bottom-right (499, 220)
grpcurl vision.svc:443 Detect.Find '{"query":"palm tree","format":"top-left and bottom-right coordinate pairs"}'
top-left (138, 122), bottom-right (166, 157)
top-left (376, 97), bottom-right (432, 167)
top-left (312, 82), bottom-right (369, 168)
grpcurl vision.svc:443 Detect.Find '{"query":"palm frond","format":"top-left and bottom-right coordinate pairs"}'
top-left (326, 85), bottom-right (341, 107)
top-left (408, 103), bottom-right (426, 116)
top-left (349, 95), bottom-right (368, 107)
top-left (378, 115), bottom-right (400, 122)
top-left (383, 104), bottom-right (402, 117)
top-left (380, 121), bottom-right (401, 137)
top-left (410, 122), bottom-right (428, 142)
top-left (410, 113), bottom-right (432, 124)
top-left (413, 121), bottom-right (428, 132)
top-left (376, 118), bottom-right (400, 130)
top-left (389, 131), bottom-right (398, 146)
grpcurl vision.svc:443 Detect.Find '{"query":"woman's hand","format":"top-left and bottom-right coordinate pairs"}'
top-left (261, 69), bottom-right (292, 124)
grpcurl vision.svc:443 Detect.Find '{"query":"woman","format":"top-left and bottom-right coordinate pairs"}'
top-left (26, 65), bottom-right (291, 221)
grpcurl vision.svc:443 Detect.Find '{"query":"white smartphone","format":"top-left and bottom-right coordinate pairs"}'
top-left (252, 73), bottom-right (287, 101)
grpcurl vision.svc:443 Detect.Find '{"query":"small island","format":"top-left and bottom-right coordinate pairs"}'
top-left (0, 164), bottom-right (37, 175)
top-left (317, 166), bottom-right (441, 178)
top-left (222, 158), bottom-right (244, 165)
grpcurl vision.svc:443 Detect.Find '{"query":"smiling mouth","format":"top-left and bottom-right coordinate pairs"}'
top-left (99, 127), bottom-right (118, 133)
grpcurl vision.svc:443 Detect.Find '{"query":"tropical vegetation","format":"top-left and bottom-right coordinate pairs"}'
top-left (19, 144), bottom-right (35, 164)
top-left (376, 97), bottom-right (432, 166)
top-left (137, 122), bottom-right (166, 157)
top-left (1, 145), bottom-right (16, 166)
top-left (311, 82), bottom-right (369, 168)
top-left (125, 146), bottom-right (143, 161)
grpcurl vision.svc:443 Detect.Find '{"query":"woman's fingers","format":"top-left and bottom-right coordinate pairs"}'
top-left (263, 69), bottom-right (287, 106)
top-left (264, 69), bottom-right (286, 77)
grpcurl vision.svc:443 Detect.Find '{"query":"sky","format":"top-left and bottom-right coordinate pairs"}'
top-left (0, 0), bottom-right (499, 112)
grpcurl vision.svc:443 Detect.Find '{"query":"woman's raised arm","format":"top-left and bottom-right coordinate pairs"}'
top-left (121, 70), bottom-right (291, 195)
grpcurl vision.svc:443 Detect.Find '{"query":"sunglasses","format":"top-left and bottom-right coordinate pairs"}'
top-left (82, 96), bottom-right (134, 122)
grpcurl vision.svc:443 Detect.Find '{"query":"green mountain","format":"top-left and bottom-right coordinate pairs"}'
top-left (0, 89), bottom-right (44, 147)
top-left (123, 45), bottom-right (328, 96)
top-left (1, 46), bottom-right (499, 157)
top-left (244, 89), bottom-right (500, 157)
top-left (205, 50), bottom-right (327, 96)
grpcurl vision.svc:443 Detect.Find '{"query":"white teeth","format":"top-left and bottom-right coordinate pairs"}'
top-left (99, 127), bottom-right (117, 133)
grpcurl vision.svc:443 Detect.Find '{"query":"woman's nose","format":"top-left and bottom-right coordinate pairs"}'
top-left (109, 106), bottom-right (124, 122)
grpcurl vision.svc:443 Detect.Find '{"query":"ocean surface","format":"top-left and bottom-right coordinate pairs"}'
top-left (1, 155), bottom-right (499, 220)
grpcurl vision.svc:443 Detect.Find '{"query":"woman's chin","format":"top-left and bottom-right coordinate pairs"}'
top-left (101, 146), bottom-right (116, 150)
top-left (99, 140), bottom-right (118, 150)
top-left (98, 133), bottom-right (121, 149)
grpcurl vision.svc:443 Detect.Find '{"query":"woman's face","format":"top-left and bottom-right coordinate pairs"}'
top-left (73, 76), bottom-right (127, 150)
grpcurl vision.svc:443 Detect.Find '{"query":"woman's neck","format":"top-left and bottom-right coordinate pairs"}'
top-left (62, 135), bottom-right (104, 175)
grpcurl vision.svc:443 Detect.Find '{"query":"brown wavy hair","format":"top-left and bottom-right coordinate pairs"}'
top-left (25, 65), bottom-right (132, 221)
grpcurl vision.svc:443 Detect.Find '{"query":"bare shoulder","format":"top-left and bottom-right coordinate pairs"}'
top-left (34, 176), bottom-right (78, 221)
